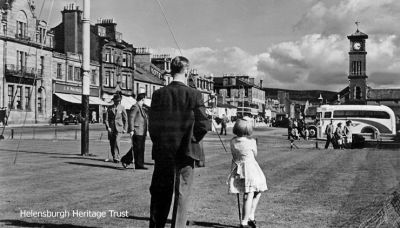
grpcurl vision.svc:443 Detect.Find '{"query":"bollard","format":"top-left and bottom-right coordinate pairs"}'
top-left (75, 129), bottom-right (78, 140)
top-left (11, 129), bottom-right (14, 139)
top-left (54, 127), bottom-right (57, 139)
top-left (315, 140), bottom-right (319, 149)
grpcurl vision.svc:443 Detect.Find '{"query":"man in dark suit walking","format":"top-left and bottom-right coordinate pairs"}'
top-left (104, 94), bottom-right (127, 163)
top-left (148, 56), bottom-right (210, 228)
top-left (121, 91), bottom-right (148, 169)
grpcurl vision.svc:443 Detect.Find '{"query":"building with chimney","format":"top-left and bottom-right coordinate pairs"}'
top-left (151, 54), bottom-right (172, 85)
top-left (51, 4), bottom-right (111, 123)
top-left (213, 74), bottom-right (265, 118)
top-left (93, 18), bottom-right (136, 109)
top-left (0, 0), bottom-right (54, 124)
top-left (133, 48), bottom-right (164, 106)
top-left (188, 69), bottom-right (215, 109)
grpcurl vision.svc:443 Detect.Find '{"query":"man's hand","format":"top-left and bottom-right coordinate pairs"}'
top-left (130, 131), bottom-right (134, 137)
top-left (107, 127), bottom-right (112, 133)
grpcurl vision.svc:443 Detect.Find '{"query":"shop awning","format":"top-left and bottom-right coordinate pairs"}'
top-left (121, 96), bottom-right (136, 109)
top-left (89, 97), bottom-right (112, 106)
top-left (103, 94), bottom-right (136, 109)
top-left (55, 93), bottom-right (111, 106)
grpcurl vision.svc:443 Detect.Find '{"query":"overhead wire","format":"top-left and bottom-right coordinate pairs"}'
top-left (13, 0), bottom-right (55, 164)
top-left (154, 0), bottom-right (228, 153)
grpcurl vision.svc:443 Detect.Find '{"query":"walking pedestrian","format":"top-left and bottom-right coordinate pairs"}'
top-left (227, 117), bottom-right (268, 228)
top-left (344, 120), bottom-right (353, 149)
top-left (104, 94), bottom-right (127, 163)
top-left (220, 114), bottom-right (228, 135)
top-left (148, 56), bottom-right (210, 228)
top-left (91, 110), bottom-right (97, 123)
top-left (121, 91), bottom-right (148, 169)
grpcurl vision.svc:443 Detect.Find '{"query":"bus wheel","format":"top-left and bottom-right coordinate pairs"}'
top-left (308, 127), bottom-right (317, 138)
top-left (361, 127), bottom-right (375, 134)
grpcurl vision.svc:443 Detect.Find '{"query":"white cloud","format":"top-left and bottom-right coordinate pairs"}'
top-left (152, 0), bottom-right (400, 91)
top-left (154, 32), bottom-right (399, 91)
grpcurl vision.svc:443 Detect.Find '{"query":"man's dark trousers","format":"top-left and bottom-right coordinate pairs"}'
top-left (325, 135), bottom-right (334, 149)
top-left (121, 135), bottom-right (146, 167)
top-left (220, 125), bottom-right (226, 135)
top-left (149, 156), bottom-right (194, 228)
top-left (108, 132), bottom-right (121, 160)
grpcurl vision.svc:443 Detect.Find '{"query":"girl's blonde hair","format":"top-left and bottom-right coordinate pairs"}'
top-left (233, 118), bottom-right (253, 137)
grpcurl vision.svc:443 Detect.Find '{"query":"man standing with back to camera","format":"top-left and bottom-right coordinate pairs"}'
top-left (148, 56), bottom-right (210, 228)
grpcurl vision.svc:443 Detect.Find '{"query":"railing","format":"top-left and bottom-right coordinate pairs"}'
top-left (15, 34), bottom-right (31, 41)
top-left (5, 64), bottom-right (38, 78)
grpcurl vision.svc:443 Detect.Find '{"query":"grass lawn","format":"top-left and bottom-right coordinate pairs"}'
top-left (0, 127), bottom-right (399, 228)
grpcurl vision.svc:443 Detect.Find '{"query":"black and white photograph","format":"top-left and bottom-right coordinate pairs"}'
top-left (1, 0), bottom-right (400, 227)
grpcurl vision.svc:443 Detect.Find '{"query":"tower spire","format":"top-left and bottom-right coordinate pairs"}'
top-left (355, 21), bottom-right (360, 32)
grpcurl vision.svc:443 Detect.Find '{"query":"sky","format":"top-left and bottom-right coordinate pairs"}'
top-left (36, 0), bottom-right (400, 92)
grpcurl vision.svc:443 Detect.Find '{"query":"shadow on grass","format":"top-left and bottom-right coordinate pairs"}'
top-left (0, 220), bottom-right (97, 228)
top-left (0, 148), bottom-right (74, 156)
top-left (52, 155), bottom-right (106, 162)
top-left (66, 162), bottom-right (125, 170)
top-left (123, 215), bottom-right (237, 228)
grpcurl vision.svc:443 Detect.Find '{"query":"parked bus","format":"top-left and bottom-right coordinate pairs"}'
top-left (316, 105), bottom-right (397, 142)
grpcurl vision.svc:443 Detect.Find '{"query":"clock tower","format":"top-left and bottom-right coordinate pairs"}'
top-left (347, 23), bottom-right (368, 104)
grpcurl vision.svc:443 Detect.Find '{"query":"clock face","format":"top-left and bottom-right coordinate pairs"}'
top-left (353, 42), bottom-right (361, 50)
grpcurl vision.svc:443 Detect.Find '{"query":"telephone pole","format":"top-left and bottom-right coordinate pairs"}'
top-left (81, 0), bottom-right (90, 156)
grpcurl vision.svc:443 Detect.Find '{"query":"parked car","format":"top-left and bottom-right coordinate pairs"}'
top-left (63, 114), bottom-right (78, 125)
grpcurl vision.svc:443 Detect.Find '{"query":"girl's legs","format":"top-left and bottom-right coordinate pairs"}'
top-left (242, 192), bottom-right (254, 225)
top-left (249, 192), bottom-right (261, 221)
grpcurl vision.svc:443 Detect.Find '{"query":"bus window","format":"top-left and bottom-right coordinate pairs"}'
top-left (370, 111), bottom-right (390, 119)
top-left (324, 112), bottom-right (332, 118)
top-left (333, 110), bottom-right (345, 118)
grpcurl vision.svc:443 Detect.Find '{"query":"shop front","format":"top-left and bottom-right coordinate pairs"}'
top-left (53, 83), bottom-right (110, 124)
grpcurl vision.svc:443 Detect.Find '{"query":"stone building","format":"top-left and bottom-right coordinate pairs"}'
top-left (214, 74), bottom-right (265, 118)
top-left (133, 48), bottom-right (164, 106)
top-left (188, 69), bottom-right (215, 109)
top-left (151, 54), bottom-right (172, 85)
top-left (51, 52), bottom-right (104, 123)
top-left (0, 0), bottom-right (53, 124)
top-left (93, 18), bottom-right (136, 109)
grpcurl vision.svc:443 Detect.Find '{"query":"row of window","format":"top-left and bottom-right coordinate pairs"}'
top-left (8, 85), bottom-right (44, 113)
top-left (56, 63), bottom-right (98, 85)
top-left (15, 20), bottom-right (52, 46)
top-left (324, 110), bottom-right (391, 119)
top-left (218, 88), bottom-right (249, 98)
top-left (351, 61), bottom-right (364, 75)
top-left (16, 50), bottom-right (44, 75)
top-left (196, 79), bottom-right (213, 91)
top-left (104, 49), bottom-right (133, 67)
top-left (103, 70), bottom-right (132, 89)
top-left (7, 85), bottom-right (29, 110)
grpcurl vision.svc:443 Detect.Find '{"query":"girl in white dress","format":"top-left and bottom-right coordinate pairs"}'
top-left (228, 117), bottom-right (268, 228)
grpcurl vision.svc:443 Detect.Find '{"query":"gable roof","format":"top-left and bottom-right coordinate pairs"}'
top-left (134, 66), bottom-right (164, 85)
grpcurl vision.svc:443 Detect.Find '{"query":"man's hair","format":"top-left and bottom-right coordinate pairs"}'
top-left (170, 56), bottom-right (189, 75)
top-left (233, 118), bottom-right (253, 137)
top-left (137, 93), bottom-right (146, 101)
